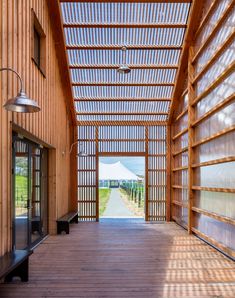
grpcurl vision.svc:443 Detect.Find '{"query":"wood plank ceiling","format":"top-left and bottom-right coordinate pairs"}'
top-left (59, 0), bottom-right (192, 126)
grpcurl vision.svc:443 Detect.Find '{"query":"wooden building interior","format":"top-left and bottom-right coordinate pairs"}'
top-left (0, 0), bottom-right (235, 297)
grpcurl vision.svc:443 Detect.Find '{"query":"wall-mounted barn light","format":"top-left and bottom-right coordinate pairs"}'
top-left (69, 141), bottom-right (88, 157)
top-left (0, 68), bottom-right (40, 113)
top-left (117, 47), bottom-right (131, 74)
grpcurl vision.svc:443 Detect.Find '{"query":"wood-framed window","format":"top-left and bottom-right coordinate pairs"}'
top-left (31, 10), bottom-right (46, 76)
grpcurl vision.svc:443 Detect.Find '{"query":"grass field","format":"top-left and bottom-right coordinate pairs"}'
top-left (99, 188), bottom-right (111, 216)
top-left (15, 175), bottom-right (28, 203)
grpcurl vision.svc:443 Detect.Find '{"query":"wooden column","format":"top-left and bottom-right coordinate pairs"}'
top-left (145, 126), bottom-right (149, 221)
top-left (69, 126), bottom-right (78, 212)
top-left (166, 125), bottom-right (171, 221)
top-left (95, 126), bottom-right (99, 222)
top-left (187, 46), bottom-right (195, 234)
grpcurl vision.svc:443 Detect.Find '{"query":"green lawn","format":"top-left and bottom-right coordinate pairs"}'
top-left (99, 188), bottom-right (111, 216)
top-left (15, 175), bottom-right (28, 204)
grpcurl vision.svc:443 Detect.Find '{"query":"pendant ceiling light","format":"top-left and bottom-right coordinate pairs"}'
top-left (117, 47), bottom-right (131, 74)
top-left (1, 68), bottom-right (40, 113)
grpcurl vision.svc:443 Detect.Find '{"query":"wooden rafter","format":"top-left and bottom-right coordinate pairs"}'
top-left (66, 45), bottom-right (183, 51)
top-left (77, 121), bottom-right (168, 126)
top-left (47, 0), bottom-right (77, 125)
top-left (72, 82), bottom-right (175, 87)
top-left (74, 98), bottom-right (171, 102)
top-left (168, 0), bottom-right (205, 123)
top-left (76, 112), bottom-right (169, 116)
top-left (69, 65), bottom-right (179, 70)
top-left (60, 0), bottom-right (191, 3)
top-left (64, 23), bottom-right (187, 29)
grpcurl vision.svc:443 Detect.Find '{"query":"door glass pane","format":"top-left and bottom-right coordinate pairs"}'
top-left (31, 147), bottom-right (42, 244)
top-left (15, 141), bottom-right (29, 249)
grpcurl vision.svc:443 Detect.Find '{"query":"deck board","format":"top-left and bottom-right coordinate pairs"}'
top-left (0, 221), bottom-right (235, 298)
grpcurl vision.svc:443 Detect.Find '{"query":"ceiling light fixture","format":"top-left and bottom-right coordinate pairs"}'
top-left (117, 46), bottom-right (131, 74)
top-left (0, 68), bottom-right (40, 113)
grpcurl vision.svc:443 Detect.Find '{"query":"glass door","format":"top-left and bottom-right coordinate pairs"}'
top-left (12, 134), bottom-right (48, 250)
top-left (13, 138), bottom-right (30, 249)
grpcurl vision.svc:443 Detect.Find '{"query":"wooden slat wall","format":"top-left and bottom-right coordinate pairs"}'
top-left (0, 0), bottom-right (74, 256)
top-left (171, 0), bottom-right (235, 258)
top-left (148, 126), bottom-right (167, 221)
top-left (171, 89), bottom-right (189, 229)
top-left (77, 125), bottom-right (167, 221)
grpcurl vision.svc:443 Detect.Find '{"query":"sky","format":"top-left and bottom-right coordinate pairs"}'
top-left (99, 156), bottom-right (145, 176)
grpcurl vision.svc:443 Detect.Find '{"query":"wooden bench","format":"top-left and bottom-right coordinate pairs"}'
top-left (57, 211), bottom-right (78, 234)
top-left (0, 250), bottom-right (33, 282)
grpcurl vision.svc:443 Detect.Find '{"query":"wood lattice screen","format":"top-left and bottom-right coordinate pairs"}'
top-left (77, 125), bottom-right (167, 221)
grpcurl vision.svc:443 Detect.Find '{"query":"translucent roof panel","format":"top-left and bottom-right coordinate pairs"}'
top-left (73, 86), bottom-right (174, 99)
top-left (61, 2), bottom-right (190, 25)
top-left (71, 69), bottom-right (177, 84)
top-left (65, 27), bottom-right (185, 47)
top-left (75, 101), bottom-right (170, 113)
top-left (68, 49), bottom-right (181, 66)
top-left (76, 115), bottom-right (168, 122)
top-left (60, 1), bottom-right (192, 125)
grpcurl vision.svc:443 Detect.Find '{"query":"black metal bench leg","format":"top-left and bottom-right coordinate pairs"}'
top-left (57, 222), bottom-right (70, 234)
top-left (71, 214), bottom-right (78, 224)
top-left (4, 258), bottom-right (29, 282)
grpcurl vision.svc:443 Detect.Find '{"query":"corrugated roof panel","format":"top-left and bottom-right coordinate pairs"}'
top-left (76, 115), bottom-right (168, 122)
top-left (64, 27), bottom-right (185, 47)
top-left (68, 49), bottom-right (181, 66)
top-left (73, 86), bottom-right (173, 99)
top-left (75, 101), bottom-right (170, 113)
top-left (61, 2), bottom-right (190, 24)
top-left (70, 69), bottom-right (177, 84)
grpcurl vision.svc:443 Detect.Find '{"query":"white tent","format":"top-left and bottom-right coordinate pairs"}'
top-left (99, 161), bottom-right (139, 181)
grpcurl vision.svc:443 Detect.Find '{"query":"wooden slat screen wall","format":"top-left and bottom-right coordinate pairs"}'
top-left (77, 126), bottom-right (97, 221)
top-left (148, 126), bottom-right (167, 221)
top-left (171, 0), bottom-right (235, 259)
top-left (191, 0), bottom-right (235, 258)
top-left (171, 90), bottom-right (189, 228)
top-left (77, 125), bottom-right (167, 221)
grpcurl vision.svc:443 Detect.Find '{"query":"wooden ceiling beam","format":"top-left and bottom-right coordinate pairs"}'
top-left (168, 0), bottom-right (205, 123)
top-left (66, 45), bottom-right (182, 51)
top-left (64, 23), bottom-right (187, 29)
top-left (77, 121), bottom-right (168, 126)
top-left (61, 0), bottom-right (191, 3)
top-left (72, 82), bottom-right (175, 87)
top-left (74, 98), bottom-right (171, 102)
top-left (76, 112), bottom-right (169, 116)
top-left (69, 65), bottom-right (178, 70)
top-left (46, 0), bottom-right (77, 125)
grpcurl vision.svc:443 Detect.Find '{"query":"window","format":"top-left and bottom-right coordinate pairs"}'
top-left (34, 27), bottom-right (41, 67)
top-left (32, 10), bottom-right (46, 76)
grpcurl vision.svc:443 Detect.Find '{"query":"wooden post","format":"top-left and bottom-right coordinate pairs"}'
top-left (187, 46), bottom-right (195, 234)
top-left (166, 125), bottom-right (171, 221)
top-left (145, 126), bottom-right (149, 221)
top-left (69, 126), bottom-right (78, 212)
top-left (95, 126), bottom-right (99, 222)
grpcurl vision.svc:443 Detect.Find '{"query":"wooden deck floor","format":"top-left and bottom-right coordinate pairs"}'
top-left (0, 220), bottom-right (235, 298)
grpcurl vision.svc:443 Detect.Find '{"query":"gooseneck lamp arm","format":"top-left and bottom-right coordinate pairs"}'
top-left (69, 141), bottom-right (79, 154)
top-left (0, 67), bottom-right (40, 113)
top-left (0, 68), bottom-right (24, 91)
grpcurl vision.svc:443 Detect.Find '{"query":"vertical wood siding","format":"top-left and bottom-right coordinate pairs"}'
top-left (0, 0), bottom-right (74, 255)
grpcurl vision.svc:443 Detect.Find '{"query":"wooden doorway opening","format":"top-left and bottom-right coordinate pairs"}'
top-left (98, 155), bottom-right (146, 220)
top-left (77, 125), bottom-right (167, 222)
